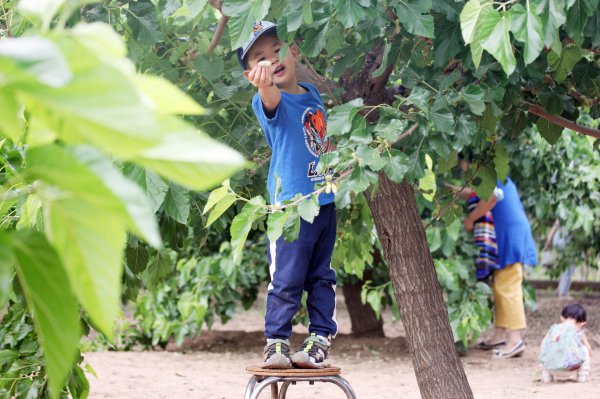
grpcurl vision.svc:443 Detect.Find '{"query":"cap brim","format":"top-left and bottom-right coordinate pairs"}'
top-left (238, 25), bottom-right (278, 68)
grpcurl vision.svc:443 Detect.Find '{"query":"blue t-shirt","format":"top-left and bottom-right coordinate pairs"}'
top-left (252, 82), bottom-right (334, 205)
top-left (492, 178), bottom-right (538, 268)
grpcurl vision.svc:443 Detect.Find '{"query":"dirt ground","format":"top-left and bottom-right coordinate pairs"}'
top-left (84, 291), bottom-right (600, 399)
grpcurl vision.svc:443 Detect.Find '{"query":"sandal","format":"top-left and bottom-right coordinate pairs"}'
top-left (493, 341), bottom-right (525, 358)
top-left (476, 340), bottom-right (506, 350)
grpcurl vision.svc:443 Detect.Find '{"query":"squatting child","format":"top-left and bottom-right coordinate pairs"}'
top-left (237, 21), bottom-right (337, 369)
top-left (539, 303), bottom-right (592, 383)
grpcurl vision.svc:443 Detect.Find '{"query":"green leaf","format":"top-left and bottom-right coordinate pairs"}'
top-left (16, 194), bottom-right (43, 231)
top-left (510, 3), bottom-right (544, 65)
top-left (73, 146), bottom-right (161, 248)
top-left (547, 45), bottom-right (583, 82)
top-left (461, 84), bottom-right (486, 115)
top-left (434, 17), bottom-right (463, 67)
top-left (27, 146), bottom-right (128, 338)
top-left (298, 195), bottom-right (320, 223)
top-left (460, 0), bottom-right (496, 67)
top-left (419, 154), bottom-right (436, 201)
top-left (125, 243), bottom-right (149, 274)
top-left (162, 182), bottom-right (190, 224)
top-left (383, 150), bottom-right (410, 183)
top-left (481, 12), bottom-right (516, 76)
top-left (230, 196), bottom-right (267, 264)
top-left (394, 0), bottom-right (435, 38)
top-left (350, 118), bottom-right (371, 144)
top-left (0, 36), bottom-right (72, 87)
top-left (473, 164), bottom-right (497, 200)
top-left (194, 54), bottom-right (225, 81)
top-left (431, 108), bottom-right (455, 132)
top-left (205, 193), bottom-right (237, 227)
top-left (223, 0), bottom-right (269, 49)
top-left (405, 87), bottom-right (431, 110)
top-left (494, 143), bottom-right (510, 181)
top-left (334, 0), bottom-right (370, 28)
top-left (203, 180), bottom-right (231, 214)
top-left (130, 122), bottom-right (247, 191)
top-left (537, 118), bottom-right (564, 144)
top-left (0, 243), bottom-right (13, 308)
top-left (585, 8), bottom-right (600, 47)
top-left (374, 119), bottom-right (408, 141)
top-left (537, 0), bottom-right (567, 53)
top-left (328, 99), bottom-right (363, 136)
top-left (267, 210), bottom-right (289, 242)
top-left (134, 74), bottom-right (205, 115)
top-left (282, 205), bottom-right (301, 242)
top-left (302, 22), bottom-right (329, 57)
top-left (366, 290), bottom-right (381, 319)
top-left (5, 230), bottom-right (80, 399)
top-left (356, 145), bottom-right (387, 171)
top-left (0, 91), bottom-right (24, 142)
top-left (0, 349), bottom-right (18, 367)
top-left (347, 167), bottom-right (378, 194)
top-left (122, 165), bottom-right (169, 213)
top-left (141, 248), bottom-right (176, 287)
top-left (565, 1), bottom-right (595, 45)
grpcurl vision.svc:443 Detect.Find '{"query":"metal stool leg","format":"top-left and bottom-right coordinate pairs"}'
top-left (245, 376), bottom-right (257, 399)
top-left (249, 376), bottom-right (281, 399)
top-left (278, 381), bottom-right (291, 399)
top-left (324, 376), bottom-right (358, 399)
top-left (270, 380), bottom-right (279, 399)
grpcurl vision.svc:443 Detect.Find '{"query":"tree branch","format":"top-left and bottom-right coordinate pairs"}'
top-left (207, 15), bottom-right (229, 55)
top-left (526, 103), bottom-right (600, 139)
top-left (296, 62), bottom-right (342, 103)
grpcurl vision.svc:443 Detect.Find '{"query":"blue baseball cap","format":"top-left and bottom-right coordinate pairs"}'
top-left (237, 21), bottom-right (278, 69)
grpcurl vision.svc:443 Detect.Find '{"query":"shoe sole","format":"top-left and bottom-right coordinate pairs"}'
top-left (261, 354), bottom-right (292, 369)
top-left (291, 352), bottom-right (325, 369)
top-left (493, 342), bottom-right (525, 358)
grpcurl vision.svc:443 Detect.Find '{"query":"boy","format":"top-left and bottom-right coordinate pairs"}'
top-left (539, 303), bottom-right (592, 383)
top-left (237, 21), bottom-right (337, 369)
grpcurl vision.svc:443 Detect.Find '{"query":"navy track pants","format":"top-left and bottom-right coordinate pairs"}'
top-left (265, 202), bottom-right (337, 339)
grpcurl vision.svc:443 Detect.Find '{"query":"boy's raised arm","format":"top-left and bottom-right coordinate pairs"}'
top-left (244, 64), bottom-right (281, 113)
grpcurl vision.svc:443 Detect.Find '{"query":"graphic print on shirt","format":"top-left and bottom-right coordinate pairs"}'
top-left (302, 107), bottom-right (331, 157)
top-left (302, 106), bottom-right (333, 181)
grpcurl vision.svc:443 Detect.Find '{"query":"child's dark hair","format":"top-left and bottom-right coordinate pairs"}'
top-left (561, 303), bottom-right (587, 323)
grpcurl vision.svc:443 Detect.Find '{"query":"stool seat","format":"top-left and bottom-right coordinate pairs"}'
top-left (246, 366), bottom-right (341, 377)
top-left (244, 365), bottom-right (357, 399)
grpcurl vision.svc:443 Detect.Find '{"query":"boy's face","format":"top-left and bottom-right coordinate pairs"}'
top-left (244, 34), bottom-right (299, 88)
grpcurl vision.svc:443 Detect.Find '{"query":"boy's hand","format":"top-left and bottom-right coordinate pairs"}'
top-left (464, 218), bottom-right (474, 232)
top-left (244, 64), bottom-right (274, 89)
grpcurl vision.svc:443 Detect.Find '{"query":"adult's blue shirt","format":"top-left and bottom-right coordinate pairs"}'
top-left (252, 82), bottom-right (334, 206)
top-left (492, 178), bottom-right (538, 268)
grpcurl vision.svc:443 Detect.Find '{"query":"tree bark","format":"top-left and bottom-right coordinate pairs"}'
top-left (367, 175), bottom-right (474, 399)
top-left (342, 274), bottom-right (385, 337)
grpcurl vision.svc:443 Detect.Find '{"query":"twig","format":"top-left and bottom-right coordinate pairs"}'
top-left (525, 102), bottom-right (600, 139)
top-left (276, 122), bottom-right (419, 211)
top-left (207, 15), bottom-right (229, 55)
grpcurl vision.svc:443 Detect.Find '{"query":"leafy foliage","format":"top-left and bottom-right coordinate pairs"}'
top-left (0, 1), bottom-right (244, 396)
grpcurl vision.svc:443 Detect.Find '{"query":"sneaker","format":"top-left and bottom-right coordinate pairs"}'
top-left (261, 339), bottom-right (292, 369)
top-left (291, 333), bottom-right (330, 369)
top-left (541, 370), bottom-right (553, 383)
top-left (577, 370), bottom-right (590, 383)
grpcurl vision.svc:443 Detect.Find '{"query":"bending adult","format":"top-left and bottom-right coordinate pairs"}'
top-left (465, 177), bottom-right (538, 358)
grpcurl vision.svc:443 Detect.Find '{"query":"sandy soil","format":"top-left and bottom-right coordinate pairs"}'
top-left (84, 292), bottom-right (600, 399)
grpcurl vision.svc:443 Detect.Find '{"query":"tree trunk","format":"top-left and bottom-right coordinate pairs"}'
top-left (342, 274), bottom-right (384, 337)
top-left (367, 175), bottom-right (474, 399)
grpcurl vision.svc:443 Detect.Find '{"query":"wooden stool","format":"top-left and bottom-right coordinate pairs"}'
top-left (245, 366), bottom-right (357, 399)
